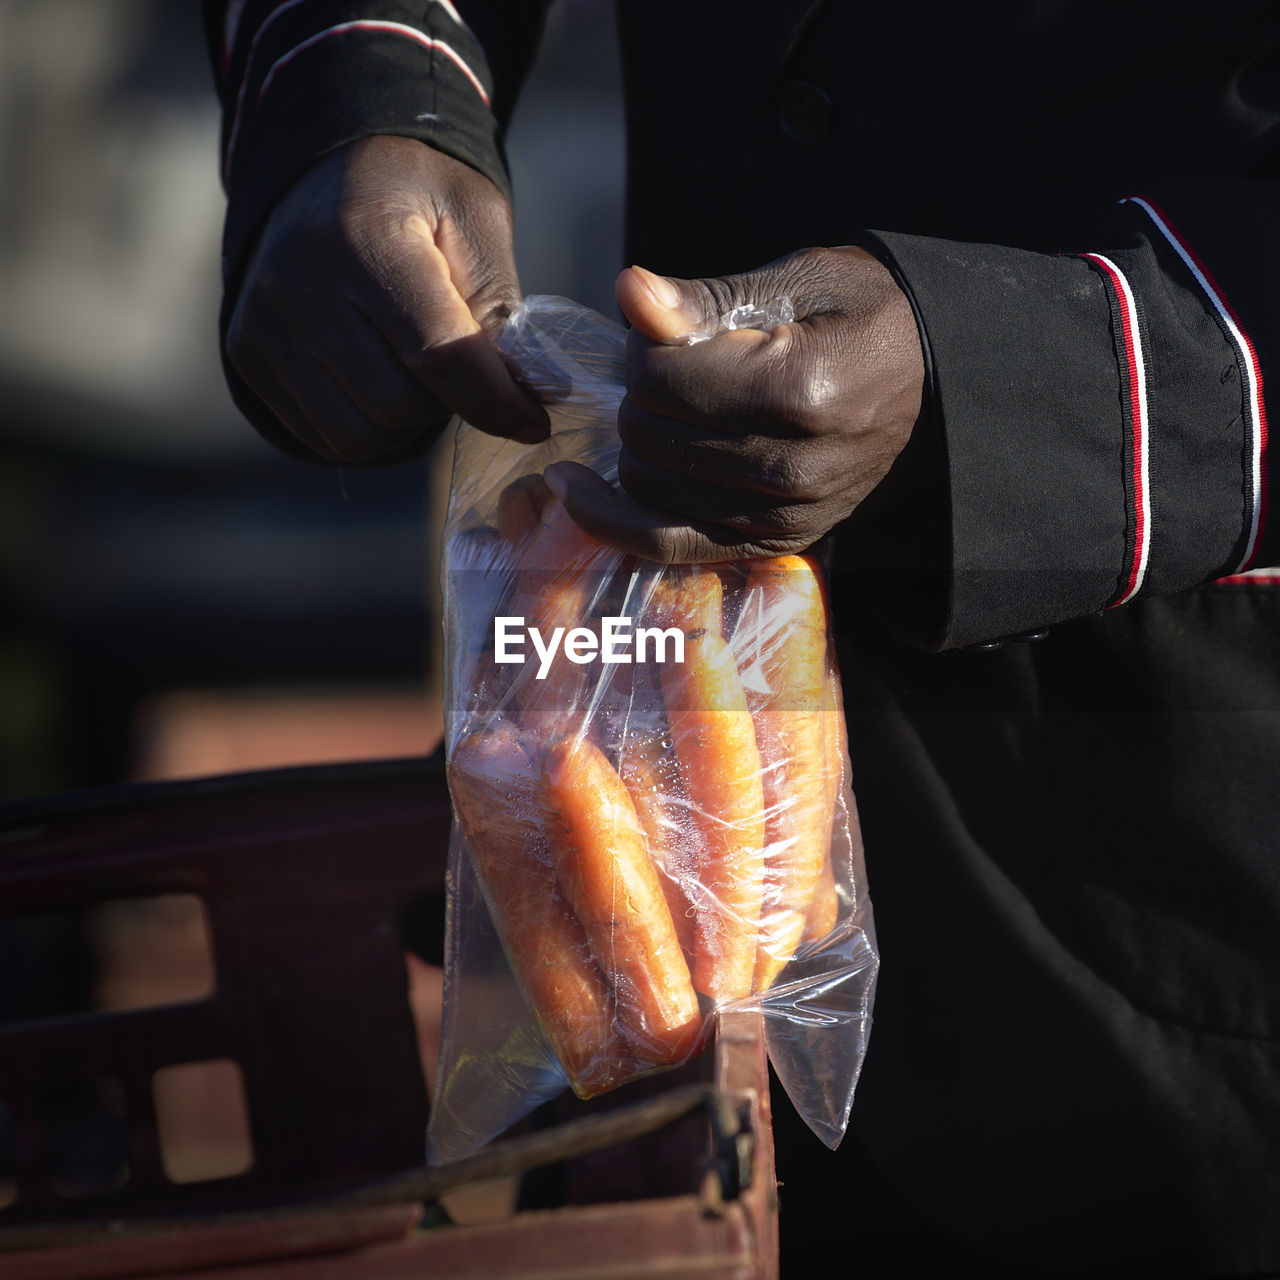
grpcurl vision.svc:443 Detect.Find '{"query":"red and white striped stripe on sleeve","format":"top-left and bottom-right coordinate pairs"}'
top-left (222, 1), bottom-right (489, 179)
top-left (1124, 195), bottom-right (1270, 576)
top-left (1080, 251), bottom-right (1152, 608)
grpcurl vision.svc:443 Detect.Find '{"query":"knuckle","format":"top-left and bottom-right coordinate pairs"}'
top-left (384, 387), bottom-right (450, 433)
top-left (781, 356), bottom-right (847, 436)
top-left (691, 274), bottom-right (739, 319)
top-left (318, 416), bottom-right (401, 466)
top-left (765, 448), bottom-right (822, 502)
top-left (242, 254), bottom-right (284, 306)
top-left (769, 503), bottom-right (814, 538)
top-left (401, 338), bottom-right (460, 386)
top-left (300, 397), bottom-right (364, 461)
top-left (616, 447), bottom-right (654, 498)
top-left (615, 401), bottom-right (649, 451)
top-left (669, 529), bottom-right (719, 564)
top-left (620, 351), bottom-right (651, 405)
top-left (623, 340), bottom-right (673, 409)
top-left (741, 502), bottom-right (798, 539)
top-left (777, 246), bottom-right (848, 305)
top-left (649, 528), bottom-right (688, 565)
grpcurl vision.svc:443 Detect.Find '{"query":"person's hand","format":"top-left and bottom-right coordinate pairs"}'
top-left (544, 247), bottom-right (925, 562)
top-left (225, 135), bottom-right (549, 463)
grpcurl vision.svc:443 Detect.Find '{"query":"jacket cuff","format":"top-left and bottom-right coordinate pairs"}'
top-left (217, 1), bottom-right (509, 287)
top-left (210, 2), bottom-right (512, 461)
top-left (864, 200), bottom-right (1261, 650)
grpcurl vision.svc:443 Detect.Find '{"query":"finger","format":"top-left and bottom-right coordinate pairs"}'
top-left (616, 254), bottom-right (886, 429)
top-left (543, 461), bottom-right (806, 565)
top-left (373, 213), bottom-right (549, 443)
top-left (623, 324), bottom-right (804, 433)
top-left (227, 327), bottom-right (345, 460)
top-left (616, 261), bottom-right (802, 345)
top-left (624, 312), bottom-right (876, 437)
top-left (617, 401), bottom-right (807, 498)
top-left (233, 292), bottom-right (450, 460)
top-left (409, 328), bottom-right (551, 445)
top-left (233, 334), bottom-right (432, 465)
top-left (615, 265), bottom-right (714, 343)
top-left (615, 449), bottom-right (813, 537)
top-left (228, 353), bottom-right (336, 463)
top-left (303, 363), bottom-right (430, 464)
top-left (433, 198), bottom-right (524, 336)
top-left (312, 313), bottom-right (455, 434)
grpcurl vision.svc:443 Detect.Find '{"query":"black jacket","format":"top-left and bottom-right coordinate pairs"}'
top-left (206, 3), bottom-right (1280, 1273)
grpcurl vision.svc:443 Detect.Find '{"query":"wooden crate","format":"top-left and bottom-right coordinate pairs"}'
top-left (0, 758), bottom-right (777, 1278)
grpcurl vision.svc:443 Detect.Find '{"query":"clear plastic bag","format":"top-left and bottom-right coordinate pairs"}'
top-left (427, 297), bottom-right (878, 1163)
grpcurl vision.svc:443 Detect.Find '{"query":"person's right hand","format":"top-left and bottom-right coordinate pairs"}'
top-left (225, 135), bottom-right (550, 464)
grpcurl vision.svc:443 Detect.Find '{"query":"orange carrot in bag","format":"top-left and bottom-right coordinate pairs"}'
top-left (542, 736), bottom-right (704, 1067)
top-left (739, 555), bottom-right (838, 992)
top-left (803, 856), bottom-right (841, 945)
top-left (611, 632), bottom-right (702, 961)
top-left (646, 565), bottom-right (724, 637)
top-left (448, 727), bottom-right (633, 1097)
top-left (803, 663), bottom-right (849, 945)
top-left (660, 627), bottom-right (766, 1001)
top-left (512, 575), bottom-right (593, 736)
top-left (617, 744), bottom-right (700, 959)
top-left (505, 498), bottom-right (603, 735)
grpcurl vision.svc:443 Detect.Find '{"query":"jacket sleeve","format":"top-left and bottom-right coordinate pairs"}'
top-left (200, 0), bottom-right (550, 457)
top-left (203, 0), bottom-right (552, 277)
top-left (855, 180), bottom-right (1277, 651)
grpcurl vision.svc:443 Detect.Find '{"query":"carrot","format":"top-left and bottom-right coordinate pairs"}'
top-left (609, 631), bottom-right (702, 960)
top-left (801, 665), bottom-right (848, 945)
top-left (542, 736), bottom-right (704, 1067)
top-left (645, 565), bottom-right (724, 637)
top-left (736, 555), bottom-right (837, 992)
top-left (504, 498), bottom-right (603, 735)
top-left (513, 576), bottom-right (593, 735)
top-left (803, 856), bottom-right (840, 943)
top-left (659, 626), bottom-right (766, 1001)
top-left (448, 726), bottom-right (633, 1097)
top-left (617, 742), bottom-right (700, 959)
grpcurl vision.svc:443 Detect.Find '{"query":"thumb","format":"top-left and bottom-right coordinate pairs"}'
top-left (433, 206), bottom-right (524, 337)
top-left (615, 265), bottom-right (721, 344)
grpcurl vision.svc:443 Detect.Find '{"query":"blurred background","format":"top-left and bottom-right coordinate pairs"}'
top-left (0, 0), bottom-right (624, 802)
top-left (0, 0), bottom-right (623, 1219)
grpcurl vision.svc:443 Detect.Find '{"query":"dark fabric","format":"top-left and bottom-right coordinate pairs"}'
top-left (205, 0), bottom-right (518, 279)
top-left (867, 214), bottom-right (1251, 646)
top-left (203, 3), bottom-right (1280, 1273)
top-left (829, 585), bottom-right (1280, 1276)
top-left (201, 0), bottom-right (542, 462)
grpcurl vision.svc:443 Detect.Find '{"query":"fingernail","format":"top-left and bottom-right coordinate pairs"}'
top-left (632, 265), bottom-right (681, 310)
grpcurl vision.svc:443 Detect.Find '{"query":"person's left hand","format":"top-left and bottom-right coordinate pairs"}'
top-left (544, 246), bottom-right (926, 563)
